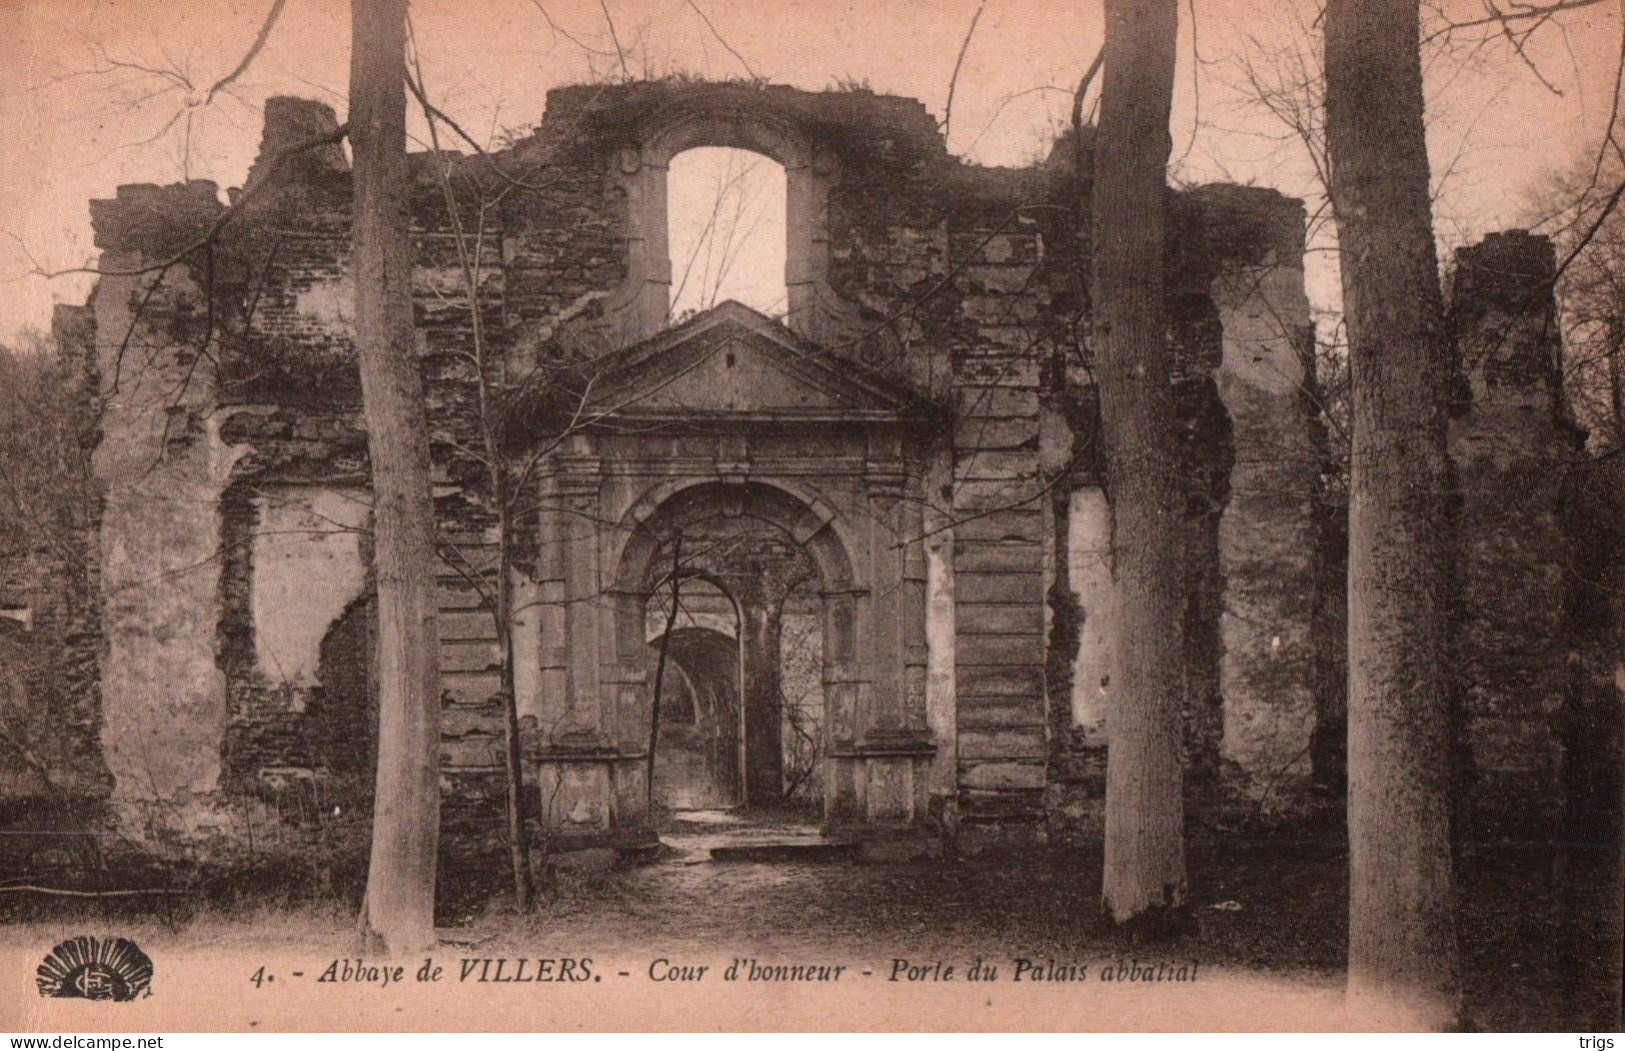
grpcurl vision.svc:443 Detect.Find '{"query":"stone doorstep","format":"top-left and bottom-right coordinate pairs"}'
top-left (672, 826), bottom-right (943, 864)
top-left (541, 826), bottom-right (944, 866)
top-left (706, 837), bottom-right (862, 863)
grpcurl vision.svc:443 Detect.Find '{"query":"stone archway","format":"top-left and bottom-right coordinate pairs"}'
top-left (613, 481), bottom-right (859, 816)
top-left (522, 303), bottom-right (939, 845)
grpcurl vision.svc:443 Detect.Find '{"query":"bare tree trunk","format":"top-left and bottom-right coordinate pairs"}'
top-left (495, 511), bottom-right (533, 913)
top-left (1324, 0), bottom-right (1461, 1029)
top-left (351, 0), bottom-right (442, 955)
top-left (1092, 0), bottom-right (1187, 927)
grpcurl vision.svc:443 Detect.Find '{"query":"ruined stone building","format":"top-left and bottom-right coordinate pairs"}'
top-left (1, 81), bottom-right (1617, 869)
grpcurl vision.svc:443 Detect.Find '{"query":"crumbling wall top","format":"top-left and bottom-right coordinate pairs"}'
top-left (1448, 229), bottom-right (1568, 410)
top-left (89, 180), bottom-right (224, 254)
top-left (521, 79), bottom-right (949, 170)
top-left (1182, 183), bottom-right (1308, 266)
top-left (1450, 229), bottom-right (1557, 322)
top-left (249, 96), bottom-right (349, 184)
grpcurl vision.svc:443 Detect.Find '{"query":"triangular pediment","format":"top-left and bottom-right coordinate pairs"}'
top-left (556, 301), bottom-right (931, 423)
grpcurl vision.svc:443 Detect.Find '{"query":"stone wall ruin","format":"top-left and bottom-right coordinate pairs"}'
top-left (1, 78), bottom-right (1611, 871)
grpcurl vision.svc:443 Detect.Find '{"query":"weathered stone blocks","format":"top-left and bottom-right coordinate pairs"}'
top-left (27, 75), bottom-right (1592, 871)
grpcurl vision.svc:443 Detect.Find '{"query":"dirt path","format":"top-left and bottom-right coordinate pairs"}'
top-left (1, 835), bottom-right (1617, 1030)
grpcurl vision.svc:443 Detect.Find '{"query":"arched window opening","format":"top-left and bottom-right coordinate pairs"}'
top-left (667, 147), bottom-right (788, 322)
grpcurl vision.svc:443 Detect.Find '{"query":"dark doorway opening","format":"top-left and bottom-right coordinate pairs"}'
top-left (647, 626), bottom-right (741, 812)
top-left (642, 535), bottom-right (824, 830)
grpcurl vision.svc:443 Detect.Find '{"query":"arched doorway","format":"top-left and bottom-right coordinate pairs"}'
top-left (613, 481), bottom-right (859, 821)
top-left (640, 554), bottom-right (833, 822)
top-left (524, 304), bottom-right (938, 844)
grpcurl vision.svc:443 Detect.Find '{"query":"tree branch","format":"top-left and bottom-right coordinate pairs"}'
top-left (203, 0), bottom-right (288, 106)
top-left (942, 1), bottom-right (988, 141)
top-left (685, 0), bottom-right (759, 81)
top-left (598, 0), bottom-right (632, 81)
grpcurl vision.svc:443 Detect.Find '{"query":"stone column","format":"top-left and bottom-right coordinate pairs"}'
top-left (901, 472), bottom-right (931, 738)
top-left (609, 148), bottom-right (672, 345)
top-left (554, 455), bottom-right (606, 743)
top-left (860, 457), bottom-right (910, 741)
top-left (509, 568), bottom-right (543, 724)
top-left (1192, 186), bottom-right (1321, 809)
top-left (819, 451), bottom-right (934, 830)
top-left (89, 184), bottom-right (244, 823)
top-left (535, 474), bottom-right (571, 733)
top-left (821, 589), bottom-right (862, 751)
top-left (1448, 230), bottom-right (1581, 841)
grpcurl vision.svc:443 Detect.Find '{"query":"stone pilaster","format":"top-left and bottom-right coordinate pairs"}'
top-left (949, 226), bottom-right (1050, 842)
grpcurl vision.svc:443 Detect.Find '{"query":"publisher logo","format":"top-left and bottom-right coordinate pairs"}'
top-left (36, 936), bottom-right (154, 1001)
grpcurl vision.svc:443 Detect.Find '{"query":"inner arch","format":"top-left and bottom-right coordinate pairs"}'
top-left (645, 625), bottom-right (741, 811)
top-left (617, 480), bottom-right (857, 812)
